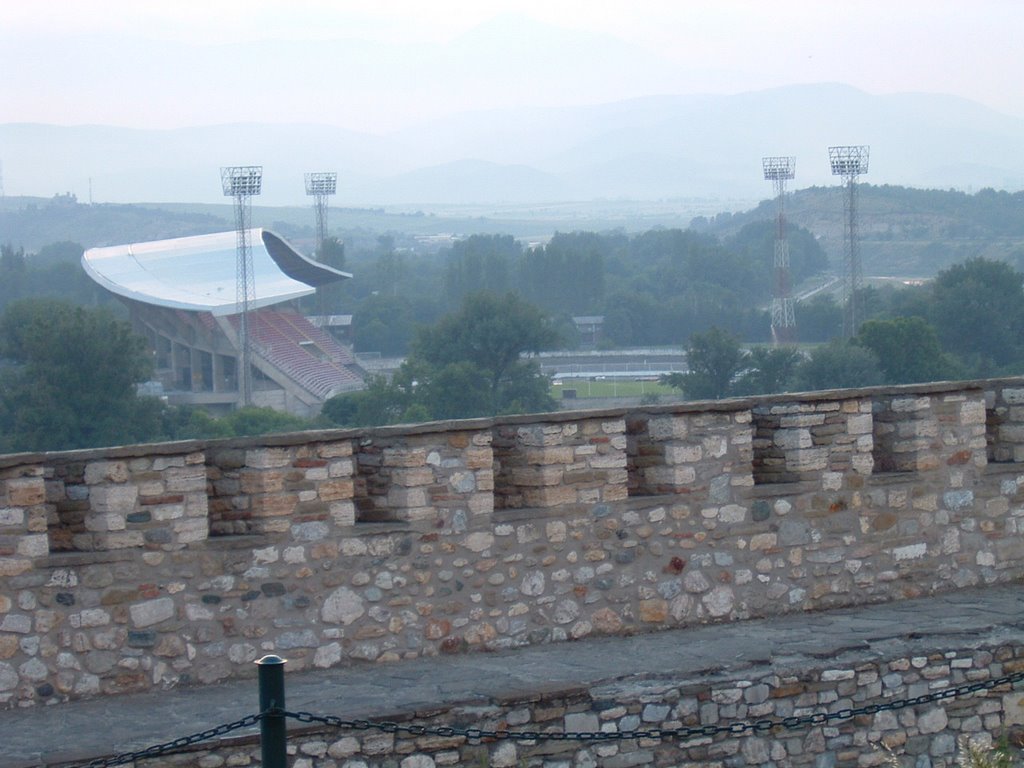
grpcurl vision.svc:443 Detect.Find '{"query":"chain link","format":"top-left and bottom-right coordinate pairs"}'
top-left (284, 669), bottom-right (1024, 745)
top-left (65, 713), bottom-right (263, 768)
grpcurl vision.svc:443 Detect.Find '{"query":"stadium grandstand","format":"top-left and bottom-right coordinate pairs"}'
top-left (82, 229), bottom-right (364, 417)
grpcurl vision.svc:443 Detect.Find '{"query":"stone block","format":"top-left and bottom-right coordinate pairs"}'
top-left (330, 501), bottom-right (356, 527)
top-left (510, 466), bottom-right (563, 487)
top-left (89, 485), bottom-right (138, 514)
top-left (130, 597), bottom-right (175, 628)
top-left (318, 479), bottom-right (354, 502)
top-left (94, 531), bottom-right (145, 550)
top-left (164, 465), bottom-right (206, 492)
top-left (589, 453), bottom-right (627, 470)
top-left (17, 534), bottom-right (49, 557)
top-left (0, 507), bottom-right (25, 528)
top-left (85, 511), bottom-right (128, 532)
top-left (240, 469), bottom-right (285, 494)
top-left (84, 461), bottom-right (129, 485)
top-left (664, 444), bottom-right (704, 464)
top-left (643, 465), bottom-right (696, 487)
top-left (0, 556), bottom-right (32, 576)
top-left (786, 448), bottom-right (828, 473)
top-left (327, 458), bottom-right (354, 478)
top-left (646, 415), bottom-right (689, 440)
top-left (391, 467), bottom-right (435, 487)
top-left (521, 446), bottom-right (576, 466)
top-left (387, 486), bottom-right (430, 508)
top-left (890, 396), bottom-right (931, 413)
top-left (250, 494), bottom-right (298, 518)
top-left (172, 518), bottom-right (208, 543)
top-left (318, 440), bottom-right (353, 458)
top-left (522, 485), bottom-right (579, 508)
top-left (960, 399), bottom-right (986, 425)
top-left (6, 478), bottom-right (46, 507)
top-left (382, 447), bottom-right (428, 467)
top-left (780, 413), bottom-right (827, 428)
top-left (245, 448), bottom-right (293, 469)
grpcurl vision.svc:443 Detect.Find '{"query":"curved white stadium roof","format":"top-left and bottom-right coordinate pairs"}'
top-left (82, 229), bottom-right (351, 316)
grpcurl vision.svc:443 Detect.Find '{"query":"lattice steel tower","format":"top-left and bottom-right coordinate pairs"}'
top-left (829, 145), bottom-right (870, 338)
top-left (305, 172), bottom-right (337, 259)
top-left (762, 156), bottom-right (797, 344)
top-left (220, 165), bottom-right (263, 406)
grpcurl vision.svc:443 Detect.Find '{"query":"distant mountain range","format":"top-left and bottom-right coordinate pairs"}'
top-left (3, 84), bottom-right (1024, 206)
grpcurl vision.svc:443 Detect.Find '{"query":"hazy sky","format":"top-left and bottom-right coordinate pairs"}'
top-left (2, 0), bottom-right (1022, 133)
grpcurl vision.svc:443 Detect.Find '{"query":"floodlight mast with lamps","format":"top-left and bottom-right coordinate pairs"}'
top-left (304, 172), bottom-right (337, 260)
top-left (828, 145), bottom-right (870, 338)
top-left (220, 165), bottom-right (263, 407)
top-left (762, 156), bottom-right (797, 344)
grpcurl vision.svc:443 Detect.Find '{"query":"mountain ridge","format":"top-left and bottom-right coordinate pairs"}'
top-left (3, 84), bottom-right (1023, 206)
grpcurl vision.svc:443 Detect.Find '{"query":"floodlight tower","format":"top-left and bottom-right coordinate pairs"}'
top-left (304, 172), bottom-right (337, 259)
top-left (829, 145), bottom-right (870, 338)
top-left (762, 156), bottom-right (797, 344)
top-left (220, 165), bottom-right (263, 406)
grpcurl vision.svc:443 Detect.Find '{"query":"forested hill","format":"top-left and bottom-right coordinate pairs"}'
top-left (4, 184), bottom-right (1024, 279)
top-left (695, 185), bottom-right (1024, 277)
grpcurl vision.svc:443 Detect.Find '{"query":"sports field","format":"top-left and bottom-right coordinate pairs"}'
top-left (551, 378), bottom-right (675, 399)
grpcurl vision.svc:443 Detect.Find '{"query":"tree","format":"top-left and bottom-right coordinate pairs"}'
top-left (795, 293), bottom-right (843, 343)
top-left (443, 234), bottom-right (520, 303)
top-left (733, 346), bottom-right (803, 395)
top-left (412, 292), bottom-right (560, 416)
top-left (662, 327), bottom-right (746, 400)
top-left (930, 257), bottom-right (1024, 374)
top-left (321, 375), bottom-right (412, 428)
top-left (855, 316), bottom-right (959, 384)
top-left (792, 340), bottom-right (884, 392)
top-left (0, 299), bottom-right (160, 451)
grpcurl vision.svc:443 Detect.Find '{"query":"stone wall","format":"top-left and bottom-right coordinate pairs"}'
top-left (69, 641), bottom-right (1024, 768)
top-left (2, 379), bottom-right (1024, 710)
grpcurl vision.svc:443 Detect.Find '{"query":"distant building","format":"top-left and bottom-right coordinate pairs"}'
top-left (82, 229), bottom-right (364, 417)
top-left (572, 315), bottom-right (604, 348)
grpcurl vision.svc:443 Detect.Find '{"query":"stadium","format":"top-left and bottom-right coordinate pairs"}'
top-left (81, 229), bottom-right (364, 417)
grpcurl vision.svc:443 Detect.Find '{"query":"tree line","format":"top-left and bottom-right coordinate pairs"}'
top-left (2, 219), bottom-right (1023, 450)
top-left (667, 257), bottom-right (1022, 400)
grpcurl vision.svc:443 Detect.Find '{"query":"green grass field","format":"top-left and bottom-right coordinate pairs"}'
top-left (551, 378), bottom-right (676, 399)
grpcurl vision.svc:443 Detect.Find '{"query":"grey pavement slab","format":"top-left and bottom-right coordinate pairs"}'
top-left (2, 583), bottom-right (1022, 767)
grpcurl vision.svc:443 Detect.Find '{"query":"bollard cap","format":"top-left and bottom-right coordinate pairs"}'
top-left (255, 654), bottom-right (288, 666)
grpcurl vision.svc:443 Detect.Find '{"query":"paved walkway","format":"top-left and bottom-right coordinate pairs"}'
top-left (4, 584), bottom-right (1024, 767)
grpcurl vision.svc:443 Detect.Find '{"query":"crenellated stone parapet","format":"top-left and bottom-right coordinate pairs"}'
top-left (626, 402), bottom-right (752, 498)
top-left (1, 378), bottom-right (1024, 709)
top-left (207, 435), bottom-right (356, 535)
top-left (985, 379), bottom-right (1024, 463)
top-left (752, 393), bottom-right (874, 485)
top-left (353, 422), bottom-right (493, 523)
top-left (492, 412), bottom-right (628, 508)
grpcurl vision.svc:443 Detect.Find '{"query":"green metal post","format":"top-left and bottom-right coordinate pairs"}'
top-left (257, 654), bottom-right (288, 768)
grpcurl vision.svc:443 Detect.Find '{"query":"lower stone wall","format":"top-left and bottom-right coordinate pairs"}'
top-left (63, 641), bottom-right (1024, 768)
top-left (4, 461), bottom-right (1024, 710)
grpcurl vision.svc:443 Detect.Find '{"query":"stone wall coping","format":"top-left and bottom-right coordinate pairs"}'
top-left (0, 376), bottom-right (1014, 471)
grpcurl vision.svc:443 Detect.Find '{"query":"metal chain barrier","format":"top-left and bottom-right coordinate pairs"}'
top-left (65, 713), bottom-right (263, 768)
top-left (284, 669), bottom-right (1024, 745)
top-left (55, 667), bottom-right (1024, 766)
